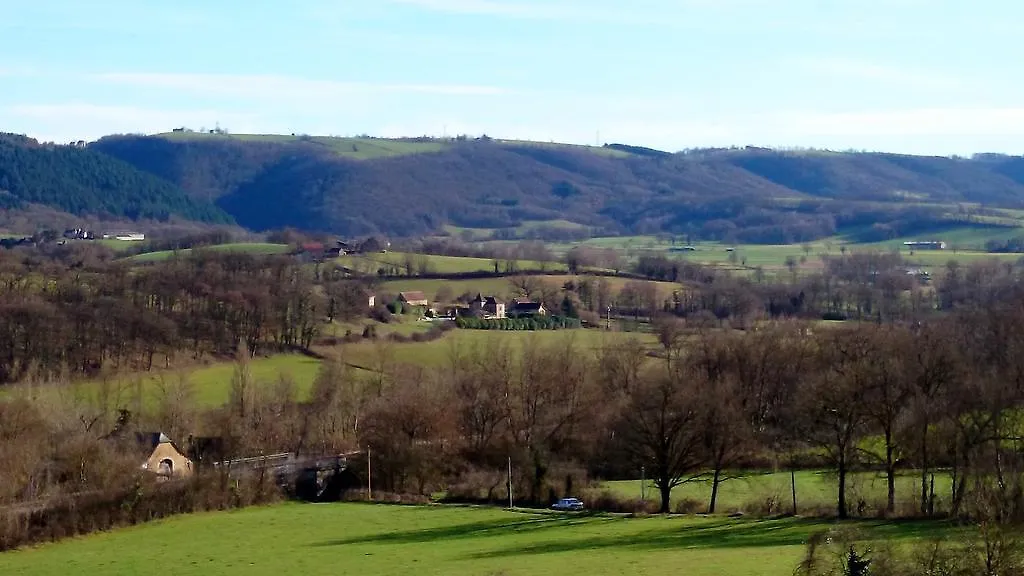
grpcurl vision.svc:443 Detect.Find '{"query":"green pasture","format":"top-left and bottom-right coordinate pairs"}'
top-left (6, 355), bottom-right (321, 409)
top-left (94, 238), bottom-right (138, 251)
top-left (338, 329), bottom-right (656, 372)
top-left (123, 243), bottom-right (290, 262)
top-left (379, 275), bottom-right (679, 302)
top-left (339, 251), bottom-right (568, 275)
top-left (603, 470), bottom-right (953, 515)
top-left (157, 133), bottom-right (447, 160)
top-left (497, 139), bottom-right (634, 157)
top-left (4, 330), bottom-right (654, 409)
top-left (540, 230), bottom-right (1023, 274)
top-left (0, 502), bottom-right (952, 576)
top-left (379, 277), bottom-right (514, 300)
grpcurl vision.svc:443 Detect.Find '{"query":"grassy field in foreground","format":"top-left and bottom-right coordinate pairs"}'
top-left (604, 470), bottom-right (954, 514)
top-left (124, 243), bottom-right (290, 262)
top-left (0, 503), bottom-right (952, 576)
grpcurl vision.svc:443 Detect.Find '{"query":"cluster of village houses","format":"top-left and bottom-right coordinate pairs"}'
top-left (0, 228), bottom-right (146, 249)
top-left (396, 291), bottom-right (546, 319)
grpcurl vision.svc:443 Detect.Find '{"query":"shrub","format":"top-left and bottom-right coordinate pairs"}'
top-left (580, 489), bottom-right (659, 514)
top-left (741, 491), bottom-right (783, 517)
top-left (444, 469), bottom-right (509, 504)
top-left (370, 306), bottom-right (393, 323)
top-left (674, 498), bottom-right (704, 514)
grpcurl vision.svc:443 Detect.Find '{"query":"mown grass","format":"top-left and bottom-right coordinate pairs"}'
top-left (123, 243), bottom-right (291, 262)
top-left (603, 470), bottom-right (954, 515)
top-left (0, 502), bottom-right (953, 576)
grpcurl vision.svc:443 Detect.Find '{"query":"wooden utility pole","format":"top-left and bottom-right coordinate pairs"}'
top-left (367, 446), bottom-right (372, 501)
top-left (508, 456), bottom-right (513, 510)
top-left (641, 466), bottom-right (646, 501)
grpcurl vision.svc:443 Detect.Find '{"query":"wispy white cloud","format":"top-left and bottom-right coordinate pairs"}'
top-left (93, 72), bottom-right (508, 100)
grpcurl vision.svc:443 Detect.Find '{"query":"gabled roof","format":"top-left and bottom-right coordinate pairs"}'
top-left (399, 291), bottom-right (428, 302)
top-left (135, 432), bottom-right (175, 451)
top-left (484, 296), bottom-right (499, 305)
top-left (513, 301), bottom-right (544, 312)
top-left (129, 432), bottom-right (191, 460)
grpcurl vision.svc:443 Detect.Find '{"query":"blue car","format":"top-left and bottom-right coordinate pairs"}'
top-left (551, 497), bottom-right (584, 511)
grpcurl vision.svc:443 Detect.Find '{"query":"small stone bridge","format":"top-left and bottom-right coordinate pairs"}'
top-left (212, 451), bottom-right (363, 502)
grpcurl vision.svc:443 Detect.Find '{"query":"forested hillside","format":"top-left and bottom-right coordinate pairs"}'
top-left (0, 134), bottom-right (230, 223)
top-left (33, 133), bottom-right (1024, 240)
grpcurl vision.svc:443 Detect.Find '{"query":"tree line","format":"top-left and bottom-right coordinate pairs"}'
top-left (0, 134), bottom-right (229, 223)
top-left (0, 247), bottom-right (330, 383)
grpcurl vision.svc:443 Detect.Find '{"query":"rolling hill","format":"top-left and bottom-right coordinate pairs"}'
top-left (8, 130), bottom-right (1024, 242)
top-left (0, 133), bottom-right (230, 223)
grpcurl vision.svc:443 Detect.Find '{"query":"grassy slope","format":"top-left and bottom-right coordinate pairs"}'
top-left (604, 470), bottom-right (954, 514)
top-left (0, 503), bottom-right (949, 576)
top-left (339, 251), bottom-right (569, 275)
top-left (5, 330), bottom-right (655, 408)
top-left (543, 232), bottom-right (1022, 272)
top-left (339, 329), bottom-right (655, 371)
top-left (6, 355), bottom-right (322, 408)
top-left (124, 243), bottom-right (291, 262)
top-left (497, 138), bottom-right (634, 158)
top-left (157, 133), bottom-right (448, 160)
top-left (380, 275), bottom-right (680, 302)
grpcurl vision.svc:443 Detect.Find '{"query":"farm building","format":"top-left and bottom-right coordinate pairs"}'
top-left (399, 291), bottom-right (429, 307)
top-left (903, 241), bottom-right (946, 250)
top-left (137, 432), bottom-right (193, 479)
top-left (469, 294), bottom-right (506, 318)
top-left (103, 232), bottom-right (146, 241)
top-left (509, 300), bottom-right (546, 317)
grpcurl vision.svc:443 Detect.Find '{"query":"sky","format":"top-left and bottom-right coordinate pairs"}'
top-left (2, 0), bottom-right (1024, 155)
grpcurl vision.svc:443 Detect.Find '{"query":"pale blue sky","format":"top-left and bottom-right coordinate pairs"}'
top-left (2, 0), bottom-right (1023, 154)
